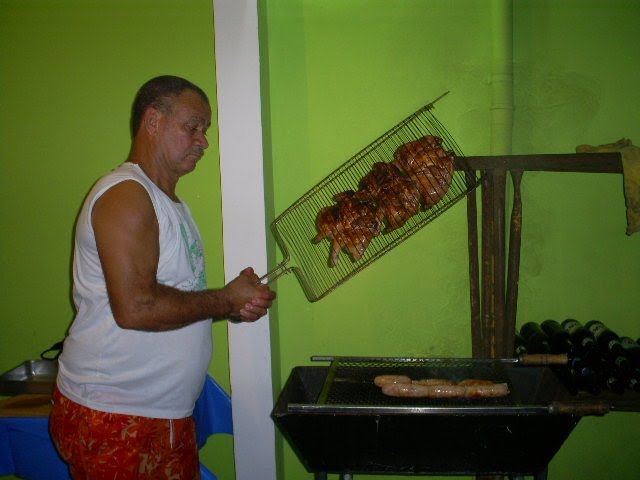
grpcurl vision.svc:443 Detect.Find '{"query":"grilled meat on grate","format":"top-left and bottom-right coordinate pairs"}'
top-left (393, 135), bottom-right (455, 209)
top-left (381, 381), bottom-right (510, 398)
top-left (313, 135), bottom-right (455, 266)
top-left (312, 192), bottom-right (383, 266)
top-left (355, 162), bottom-right (421, 232)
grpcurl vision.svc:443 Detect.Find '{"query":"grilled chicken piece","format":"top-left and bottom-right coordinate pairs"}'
top-left (313, 191), bottom-right (382, 265)
top-left (312, 204), bottom-right (342, 263)
top-left (356, 162), bottom-right (421, 232)
top-left (393, 136), bottom-right (455, 209)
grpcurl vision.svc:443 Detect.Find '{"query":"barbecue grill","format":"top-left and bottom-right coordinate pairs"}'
top-left (272, 356), bottom-right (614, 479)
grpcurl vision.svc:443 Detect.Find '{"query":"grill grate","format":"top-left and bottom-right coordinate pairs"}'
top-left (262, 95), bottom-right (480, 301)
top-left (318, 357), bottom-right (514, 407)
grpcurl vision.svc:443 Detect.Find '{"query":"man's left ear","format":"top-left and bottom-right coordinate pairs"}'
top-left (143, 107), bottom-right (161, 136)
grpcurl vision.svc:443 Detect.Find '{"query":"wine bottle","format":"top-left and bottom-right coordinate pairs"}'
top-left (569, 356), bottom-right (601, 395)
top-left (600, 363), bottom-right (625, 394)
top-left (583, 320), bottom-right (633, 381)
top-left (520, 322), bottom-right (551, 353)
top-left (584, 320), bottom-right (624, 357)
top-left (625, 368), bottom-right (640, 393)
top-left (612, 354), bottom-right (632, 376)
top-left (561, 318), bottom-right (597, 355)
top-left (620, 337), bottom-right (640, 368)
top-left (514, 333), bottom-right (528, 357)
top-left (541, 319), bottom-right (576, 354)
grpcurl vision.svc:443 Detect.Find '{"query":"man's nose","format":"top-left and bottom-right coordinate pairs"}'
top-left (196, 132), bottom-right (209, 150)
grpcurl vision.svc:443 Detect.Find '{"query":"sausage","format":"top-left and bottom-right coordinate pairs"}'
top-left (373, 375), bottom-right (411, 387)
top-left (381, 382), bottom-right (509, 398)
top-left (381, 382), bottom-right (465, 398)
top-left (412, 378), bottom-right (454, 386)
top-left (457, 379), bottom-right (495, 386)
top-left (463, 382), bottom-right (510, 398)
top-left (381, 383), bottom-right (460, 398)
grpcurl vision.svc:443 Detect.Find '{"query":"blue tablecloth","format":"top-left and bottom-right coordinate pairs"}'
top-left (0, 375), bottom-right (232, 479)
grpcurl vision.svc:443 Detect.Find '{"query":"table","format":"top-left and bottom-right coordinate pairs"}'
top-left (0, 375), bottom-right (232, 479)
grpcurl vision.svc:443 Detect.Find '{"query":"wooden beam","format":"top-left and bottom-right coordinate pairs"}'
top-left (458, 152), bottom-right (622, 173)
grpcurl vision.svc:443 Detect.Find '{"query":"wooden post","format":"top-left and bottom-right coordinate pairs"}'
top-left (465, 153), bottom-right (621, 360)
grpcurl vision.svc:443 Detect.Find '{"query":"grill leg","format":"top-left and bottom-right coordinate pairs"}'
top-left (534, 465), bottom-right (549, 480)
top-left (313, 474), bottom-right (352, 480)
top-left (507, 465), bottom-right (548, 480)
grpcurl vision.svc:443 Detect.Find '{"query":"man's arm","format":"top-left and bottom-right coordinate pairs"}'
top-left (92, 180), bottom-right (275, 331)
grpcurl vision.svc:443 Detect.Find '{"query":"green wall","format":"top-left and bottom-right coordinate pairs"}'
top-left (512, 2), bottom-right (640, 479)
top-left (0, 0), bottom-right (234, 478)
top-left (2, 1), bottom-right (639, 480)
top-left (262, 1), bottom-right (640, 479)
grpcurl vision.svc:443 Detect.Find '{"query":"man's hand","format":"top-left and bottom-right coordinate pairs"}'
top-left (224, 267), bottom-right (276, 323)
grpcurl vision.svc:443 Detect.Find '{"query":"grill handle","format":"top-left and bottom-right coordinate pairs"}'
top-left (311, 355), bottom-right (569, 364)
top-left (260, 222), bottom-right (297, 285)
top-left (259, 260), bottom-right (295, 285)
top-left (549, 400), bottom-right (610, 416)
top-left (517, 353), bottom-right (568, 365)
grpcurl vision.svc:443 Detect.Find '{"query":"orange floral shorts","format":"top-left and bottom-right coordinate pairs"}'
top-left (49, 386), bottom-right (200, 480)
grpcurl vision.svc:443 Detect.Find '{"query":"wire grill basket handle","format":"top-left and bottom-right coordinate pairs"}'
top-left (259, 261), bottom-right (294, 285)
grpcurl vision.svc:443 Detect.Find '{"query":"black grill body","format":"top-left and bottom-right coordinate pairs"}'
top-left (272, 359), bottom-right (583, 477)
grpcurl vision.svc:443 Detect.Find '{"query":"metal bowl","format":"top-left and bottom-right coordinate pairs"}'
top-left (0, 360), bottom-right (57, 396)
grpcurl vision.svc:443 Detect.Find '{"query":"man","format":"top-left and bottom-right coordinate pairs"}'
top-left (50, 75), bottom-right (276, 479)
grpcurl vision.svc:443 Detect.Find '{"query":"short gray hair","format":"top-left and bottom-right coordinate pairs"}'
top-left (130, 75), bottom-right (209, 137)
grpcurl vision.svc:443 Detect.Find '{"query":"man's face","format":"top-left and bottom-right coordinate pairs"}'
top-left (156, 89), bottom-right (212, 177)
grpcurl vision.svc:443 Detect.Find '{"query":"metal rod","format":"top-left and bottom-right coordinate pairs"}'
top-left (425, 90), bottom-right (450, 110)
top-left (310, 356), bottom-right (334, 362)
top-left (258, 261), bottom-right (293, 284)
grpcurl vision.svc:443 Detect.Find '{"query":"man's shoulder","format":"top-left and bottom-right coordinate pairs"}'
top-left (91, 163), bottom-right (148, 195)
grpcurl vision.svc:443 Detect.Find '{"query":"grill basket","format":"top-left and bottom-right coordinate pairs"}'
top-left (261, 94), bottom-right (480, 301)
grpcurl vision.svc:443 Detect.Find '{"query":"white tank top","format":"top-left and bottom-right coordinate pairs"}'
top-left (57, 162), bottom-right (213, 419)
